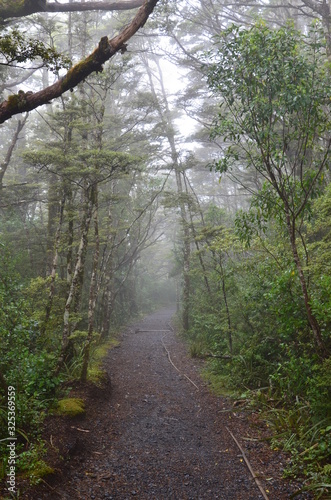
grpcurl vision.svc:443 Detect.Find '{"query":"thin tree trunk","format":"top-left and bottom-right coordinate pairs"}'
top-left (285, 211), bottom-right (327, 357)
top-left (183, 173), bottom-right (211, 295)
top-left (219, 255), bottom-right (233, 355)
top-left (0, 115), bottom-right (28, 189)
top-left (47, 173), bottom-right (60, 274)
top-left (81, 188), bottom-right (99, 382)
top-left (41, 192), bottom-right (66, 336)
top-left (65, 186), bottom-right (74, 288)
top-left (56, 192), bottom-right (93, 373)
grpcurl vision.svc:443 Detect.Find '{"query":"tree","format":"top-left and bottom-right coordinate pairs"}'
top-left (208, 22), bottom-right (331, 356)
top-left (0, 1), bottom-right (145, 19)
top-left (0, 0), bottom-right (159, 123)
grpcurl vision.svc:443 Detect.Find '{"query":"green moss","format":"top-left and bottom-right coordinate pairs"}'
top-left (87, 338), bottom-right (118, 385)
top-left (26, 462), bottom-right (54, 485)
top-left (7, 94), bottom-right (20, 109)
top-left (55, 398), bottom-right (85, 417)
top-left (88, 367), bottom-right (108, 387)
top-left (61, 57), bottom-right (93, 91)
top-left (18, 441), bottom-right (54, 485)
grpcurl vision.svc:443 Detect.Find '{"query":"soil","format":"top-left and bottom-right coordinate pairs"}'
top-left (2, 307), bottom-right (313, 499)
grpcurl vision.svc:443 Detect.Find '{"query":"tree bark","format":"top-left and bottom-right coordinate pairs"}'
top-left (56, 191), bottom-right (94, 373)
top-left (41, 192), bottom-right (66, 337)
top-left (219, 254), bottom-right (233, 355)
top-left (0, 0), bottom-right (159, 124)
top-left (0, 0), bottom-right (144, 19)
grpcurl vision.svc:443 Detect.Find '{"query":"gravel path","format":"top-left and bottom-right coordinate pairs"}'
top-left (20, 307), bottom-right (312, 499)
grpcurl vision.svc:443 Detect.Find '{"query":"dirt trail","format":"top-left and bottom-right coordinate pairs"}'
top-left (23, 307), bottom-right (311, 499)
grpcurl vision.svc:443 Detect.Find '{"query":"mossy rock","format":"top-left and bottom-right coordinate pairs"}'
top-left (55, 398), bottom-right (85, 417)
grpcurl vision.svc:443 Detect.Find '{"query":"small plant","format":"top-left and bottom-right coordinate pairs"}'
top-left (189, 340), bottom-right (205, 358)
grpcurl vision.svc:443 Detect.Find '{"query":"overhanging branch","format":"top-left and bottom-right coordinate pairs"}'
top-left (0, 0), bottom-right (144, 20)
top-left (0, 0), bottom-right (159, 124)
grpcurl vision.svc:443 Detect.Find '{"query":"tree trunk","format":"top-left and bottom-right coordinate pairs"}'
top-left (46, 173), bottom-right (60, 274)
top-left (219, 255), bottom-right (233, 355)
top-left (183, 173), bottom-right (211, 295)
top-left (81, 188), bottom-right (99, 382)
top-left (0, 116), bottom-right (27, 189)
top-left (285, 211), bottom-right (327, 357)
top-left (42, 193), bottom-right (66, 336)
top-left (56, 191), bottom-right (93, 373)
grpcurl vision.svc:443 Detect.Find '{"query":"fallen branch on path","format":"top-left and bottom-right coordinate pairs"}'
top-left (226, 426), bottom-right (269, 500)
top-left (161, 335), bottom-right (199, 391)
top-left (136, 329), bottom-right (173, 333)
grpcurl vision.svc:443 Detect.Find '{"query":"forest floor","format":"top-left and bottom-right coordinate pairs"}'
top-left (4, 307), bottom-right (313, 499)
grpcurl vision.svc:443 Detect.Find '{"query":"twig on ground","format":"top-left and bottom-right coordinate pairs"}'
top-left (161, 334), bottom-right (199, 391)
top-left (226, 426), bottom-right (269, 500)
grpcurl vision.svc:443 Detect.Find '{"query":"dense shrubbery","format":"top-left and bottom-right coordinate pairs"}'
top-left (0, 235), bottom-right (168, 485)
top-left (0, 245), bottom-right (60, 479)
top-left (186, 194), bottom-right (331, 495)
top-left (182, 23), bottom-right (331, 496)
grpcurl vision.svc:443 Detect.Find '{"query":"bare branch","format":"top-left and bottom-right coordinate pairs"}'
top-left (0, 113), bottom-right (28, 187)
top-left (0, 0), bottom-right (144, 20)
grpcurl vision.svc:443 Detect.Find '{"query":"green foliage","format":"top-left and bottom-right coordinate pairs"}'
top-left (0, 243), bottom-right (61, 479)
top-left (0, 29), bottom-right (71, 72)
top-left (23, 276), bottom-right (66, 345)
top-left (188, 37), bottom-right (331, 483)
top-left (253, 392), bottom-right (331, 498)
top-left (17, 441), bottom-right (54, 485)
top-left (208, 21), bottom-right (330, 254)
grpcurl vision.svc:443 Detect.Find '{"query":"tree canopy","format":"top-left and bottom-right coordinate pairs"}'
top-left (0, 1), bottom-right (330, 497)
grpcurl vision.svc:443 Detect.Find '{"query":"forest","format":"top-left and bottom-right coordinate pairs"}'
top-left (0, 0), bottom-right (330, 498)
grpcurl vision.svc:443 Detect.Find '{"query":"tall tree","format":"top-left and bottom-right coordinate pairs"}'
top-left (208, 23), bottom-right (330, 356)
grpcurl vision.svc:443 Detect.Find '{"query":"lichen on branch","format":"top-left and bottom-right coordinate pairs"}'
top-left (0, 0), bottom-right (160, 124)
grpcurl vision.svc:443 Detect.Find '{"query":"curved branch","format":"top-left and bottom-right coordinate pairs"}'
top-left (0, 0), bottom-right (159, 124)
top-left (0, 0), bottom-right (144, 20)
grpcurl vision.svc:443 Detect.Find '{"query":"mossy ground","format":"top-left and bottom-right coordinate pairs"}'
top-left (87, 338), bottom-right (119, 386)
top-left (24, 462), bottom-right (55, 485)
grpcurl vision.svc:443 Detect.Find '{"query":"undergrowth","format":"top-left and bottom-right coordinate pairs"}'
top-left (253, 390), bottom-right (331, 499)
top-left (201, 358), bottom-right (331, 499)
